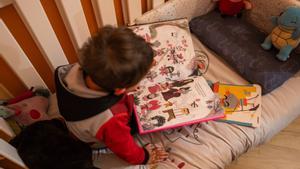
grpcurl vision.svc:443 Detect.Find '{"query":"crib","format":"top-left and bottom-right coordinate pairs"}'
top-left (0, 0), bottom-right (167, 168)
top-left (1, 0), bottom-right (300, 169)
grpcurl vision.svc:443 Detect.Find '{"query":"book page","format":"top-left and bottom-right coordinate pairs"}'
top-left (130, 19), bottom-right (202, 86)
top-left (214, 83), bottom-right (262, 127)
top-left (133, 76), bottom-right (223, 134)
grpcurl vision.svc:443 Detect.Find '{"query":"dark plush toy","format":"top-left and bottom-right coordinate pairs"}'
top-left (10, 119), bottom-right (98, 169)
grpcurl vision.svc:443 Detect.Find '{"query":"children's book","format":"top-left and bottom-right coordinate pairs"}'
top-left (130, 18), bottom-right (209, 86)
top-left (213, 83), bottom-right (262, 127)
top-left (132, 76), bottom-right (224, 134)
top-left (130, 19), bottom-right (224, 134)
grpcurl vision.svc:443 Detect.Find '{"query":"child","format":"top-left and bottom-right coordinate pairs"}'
top-left (10, 119), bottom-right (98, 169)
top-left (55, 25), bottom-right (168, 165)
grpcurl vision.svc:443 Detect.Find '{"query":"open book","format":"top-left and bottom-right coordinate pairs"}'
top-left (130, 19), bottom-right (224, 134)
top-left (213, 83), bottom-right (262, 127)
top-left (132, 77), bottom-right (224, 134)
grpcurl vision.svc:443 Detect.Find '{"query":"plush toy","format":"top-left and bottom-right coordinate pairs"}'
top-left (261, 6), bottom-right (300, 61)
top-left (215, 0), bottom-right (252, 17)
top-left (0, 88), bottom-right (50, 127)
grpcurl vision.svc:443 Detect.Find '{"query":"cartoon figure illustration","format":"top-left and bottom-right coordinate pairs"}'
top-left (147, 79), bottom-right (193, 95)
top-left (143, 93), bottom-right (159, 101)
top-left (133, 85), bottom-right (146, 97)
top-left (188, 50), bottom-right (209, 76)
top-left (159, 65), bottom-right (175, 76)
top-left (171, 79), bottom-right (194, 87)
top-left (166, 44), bottom-right (186, 64)
top-left (221, 91), bottom-right (260, 113)
top-left (141, 100), bottom-right (161, 111)
top-left (142, 115), bottom-right (166, 130)
top-left (162, 108), bottom-right (190, 121)
top-left (145, 71), bottom-right (158, 82)
top-left (169, 71), bottom-right (181, 79)
top-left (162, 109), bottom-right (175, 121)
top-left (161, 87), bottom-right (191, 101)
top-left (164, 101), bottom-right (173, 108)
top-left (148, 82), bottom-right (171, 94)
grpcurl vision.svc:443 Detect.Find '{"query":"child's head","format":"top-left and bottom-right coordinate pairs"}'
top-left (79, 25), bottom-right (154, 92)
top-left (10, 119), bottom-right (98, 169)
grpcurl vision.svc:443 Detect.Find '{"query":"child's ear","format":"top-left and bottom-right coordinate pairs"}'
top-left (114, 88), bottom-right (126, 95)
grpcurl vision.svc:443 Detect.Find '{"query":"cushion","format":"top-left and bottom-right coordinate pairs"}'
top-left (1, 89), bottom-right (50, 128)
top-left (245, 0), bottom-right (300, 33)
top-left (189, 10), bottom-right (300, 94)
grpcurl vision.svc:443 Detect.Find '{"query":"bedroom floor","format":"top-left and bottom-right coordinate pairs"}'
top-left (226, 116), bottom-right (300, 169)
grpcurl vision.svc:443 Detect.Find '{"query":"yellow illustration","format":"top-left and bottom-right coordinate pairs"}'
top-left (214, 83), bottom-right (260, 114)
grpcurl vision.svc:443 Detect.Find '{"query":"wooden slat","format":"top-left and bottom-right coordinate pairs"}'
top-left (40, 0), bottom-right (78, 64)
top-left (81, 0), bottom-right (98, 35)
top-left (0, 139), bottom-right (27, 169)
top-left (152, 0), bottom-right (165, 8)
top-left (0, 5), bottom-right (53, 91)
top-left (0, 131), bottom-right (11, 143)
top-left (0, 57), bottom-right (27, 97)
top-left (0, 19), bottom-right (48, 90)
top-left (121, 0), bottom-right (129, 25)
top-left (13, 0), bottom-right (69, 70)
top-left (0, 118), bottom-right (14, 142)
top-left (91, 0), bottom-right (118, 26)
top-left (0, 84), bottom-right (13, 99)
top-left (114, 0), bottom-right (124, 26)
top-left (125, 0), bottom-right (142, 25)
top-left (0, 0), bottom-right (12, 8)
top-left (0, 157), bottom-right (27, 169)
top-left (141, 0), bottom-right (148, 14)
top-left (147, 0), bottom-right (153, 11)
top-left (55, 0), bottom-right (91, 49)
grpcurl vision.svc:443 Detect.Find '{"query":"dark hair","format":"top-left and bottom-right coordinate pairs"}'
top-left (10, 119), bottom-right (98, 169)
top-left (79, 25), bottom-right (154, 92)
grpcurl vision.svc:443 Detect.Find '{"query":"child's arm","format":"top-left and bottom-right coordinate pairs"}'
top-left (96, 115), bottom-right (149, 164)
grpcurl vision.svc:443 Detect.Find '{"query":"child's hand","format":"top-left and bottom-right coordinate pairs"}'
top-left (144, 144), bottom-right (169, 164)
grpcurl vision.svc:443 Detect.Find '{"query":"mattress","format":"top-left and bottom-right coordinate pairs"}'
top-left (87, 35), bottom-right (300, 169)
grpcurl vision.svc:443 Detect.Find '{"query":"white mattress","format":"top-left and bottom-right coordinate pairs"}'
top-left (89, 35), bottom-right (300, 169)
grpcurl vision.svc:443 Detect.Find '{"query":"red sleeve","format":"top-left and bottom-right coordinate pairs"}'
top-left (95, 113), bottom-right (149, 164)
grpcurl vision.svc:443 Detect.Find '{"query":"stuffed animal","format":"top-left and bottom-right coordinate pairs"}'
top-left (215, 0), bottom-right (252, 17)
top-left (0, 88), bottom-right (50, 127)
top-left (261, 6), bottom-right (300, 61)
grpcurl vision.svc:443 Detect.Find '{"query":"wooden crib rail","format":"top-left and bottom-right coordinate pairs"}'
top-left (0, 139), bottom-right (28, 169)
top-left (0, 0), bottom-right (168, 97)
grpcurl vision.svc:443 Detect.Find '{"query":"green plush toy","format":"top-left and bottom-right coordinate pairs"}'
top-left (261, 6), bottom-right (300, 61)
